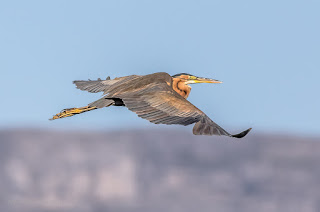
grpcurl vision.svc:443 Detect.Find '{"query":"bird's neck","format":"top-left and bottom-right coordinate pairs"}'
top-left (172, 78), bottom-right (191, 99)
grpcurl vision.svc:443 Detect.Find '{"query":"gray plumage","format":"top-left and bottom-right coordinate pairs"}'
top-left (72, 72), bottom-right (251, 138)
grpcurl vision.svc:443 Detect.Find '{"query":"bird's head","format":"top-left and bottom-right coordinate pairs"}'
top-left (171, 73), bottom-right (222, 85)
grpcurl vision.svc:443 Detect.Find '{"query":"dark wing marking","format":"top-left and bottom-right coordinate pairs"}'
top-left (193, 116), bottom-right (252, 138)
top-left (73, 75), bottom-right (141, 93)
top-left (115, 83), bottom-right (251, 138)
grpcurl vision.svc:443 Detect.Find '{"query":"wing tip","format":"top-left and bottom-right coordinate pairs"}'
top-left (231, 128), bottom-right (252, 138)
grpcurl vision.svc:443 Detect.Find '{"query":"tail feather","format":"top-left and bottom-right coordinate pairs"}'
top-left (50, 106), bottom-right (97, 120)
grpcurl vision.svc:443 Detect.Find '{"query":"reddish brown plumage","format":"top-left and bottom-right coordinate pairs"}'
top-left (172, 77), bottom-right (191, 99)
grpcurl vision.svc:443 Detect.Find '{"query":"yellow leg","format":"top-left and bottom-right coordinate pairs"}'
top-left (50, 106), bottom-right (97, 120)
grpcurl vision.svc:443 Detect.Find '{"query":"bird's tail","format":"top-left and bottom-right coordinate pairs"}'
top-left (49, 106), bottom-right (97, 120)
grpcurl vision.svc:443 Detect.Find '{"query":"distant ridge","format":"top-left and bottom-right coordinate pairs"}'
top-left (0, 129), bottom-right (319, 212)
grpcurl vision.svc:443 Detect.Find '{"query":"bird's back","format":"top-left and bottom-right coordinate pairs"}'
top-left (106, 72), bottom-right (172, 97)
top-left (73, 72), bottom-right (173, 97)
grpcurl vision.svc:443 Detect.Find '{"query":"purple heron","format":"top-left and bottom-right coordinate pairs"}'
top-left (50, 72), bottom-right (251, 138)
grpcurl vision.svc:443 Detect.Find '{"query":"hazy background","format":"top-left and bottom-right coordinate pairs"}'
top-left (1, 0), bottom-right (320, 211)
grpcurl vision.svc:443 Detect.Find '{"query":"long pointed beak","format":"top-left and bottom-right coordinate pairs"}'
top-left (188, 77), bottom-right (223, 84)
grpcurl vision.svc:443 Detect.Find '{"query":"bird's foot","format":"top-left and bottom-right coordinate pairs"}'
top-left (49, 106), bottom-right (94, 120)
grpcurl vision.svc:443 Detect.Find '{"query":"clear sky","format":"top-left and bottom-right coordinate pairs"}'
top-left (1, 0), bottom-right (319, 136)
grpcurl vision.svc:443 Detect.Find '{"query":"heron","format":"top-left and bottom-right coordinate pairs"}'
top-left (50, 72), bottom-right (251, 138)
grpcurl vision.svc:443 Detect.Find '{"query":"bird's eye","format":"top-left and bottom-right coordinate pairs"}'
top-left (189, 76), bottom-right (197, 80)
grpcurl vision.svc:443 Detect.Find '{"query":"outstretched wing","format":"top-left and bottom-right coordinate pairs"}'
top-left (116, 83), bottom-right (251, 138)
top-left (73, 75), bottom-right (141, 94)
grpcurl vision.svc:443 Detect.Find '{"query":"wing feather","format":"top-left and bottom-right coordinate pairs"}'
top-left (73, 75), bottom-right (141, 93)
top-left (107, 72), bottom-right (251, 138)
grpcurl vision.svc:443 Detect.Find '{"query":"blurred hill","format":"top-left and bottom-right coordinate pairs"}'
top-left (0, 129), bottom-right (319, 212)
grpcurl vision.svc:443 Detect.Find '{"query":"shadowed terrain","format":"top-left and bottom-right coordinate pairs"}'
top-left (0, 129), bottom-right (319, 212)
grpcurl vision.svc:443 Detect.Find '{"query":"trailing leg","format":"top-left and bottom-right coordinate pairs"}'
top-left (50, 106), bottom-right (97, 120)
top-left (49, 98), bottom-right (117, 120)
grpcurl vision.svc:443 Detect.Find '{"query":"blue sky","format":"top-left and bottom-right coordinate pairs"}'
top-left (1, 0), bottom-right (319, 136)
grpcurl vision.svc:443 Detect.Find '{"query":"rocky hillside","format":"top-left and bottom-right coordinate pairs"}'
top-left (0, 129), bottom-right (319, 212)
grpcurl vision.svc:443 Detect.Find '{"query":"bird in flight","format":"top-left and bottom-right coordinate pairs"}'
top-left (50, 72), bottom-right (251, 138)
